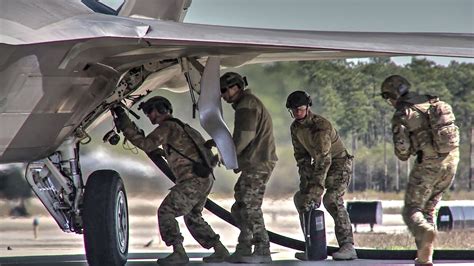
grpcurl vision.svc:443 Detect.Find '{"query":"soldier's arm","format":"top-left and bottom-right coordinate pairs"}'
top-left (307, 129), bottom-right (332, 197)
top-left (233, 107), bottom-right (257, 155)
top-left (119, 115), bottom-right (168, 153)
top-left (391, 115), bottom-right (412, 161)
top-left (291, 129), bottom-right (313, 192)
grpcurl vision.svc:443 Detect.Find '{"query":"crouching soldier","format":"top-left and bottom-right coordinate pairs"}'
top-left (112, 96), bottom-right (229, 264)
top-left (286, 91), bottom-right (357, 261)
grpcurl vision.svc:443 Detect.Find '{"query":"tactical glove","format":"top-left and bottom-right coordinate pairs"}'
top-left (301, 193), bottom-right (321, 212)
top-left (111, 106), bottom-right (127, 129)
top-left (204, 139), bottom-right (216, 149)
top-left (112, 105), bottom-right (126, 118)
top-left (155, 148), bottom-right (166, 157)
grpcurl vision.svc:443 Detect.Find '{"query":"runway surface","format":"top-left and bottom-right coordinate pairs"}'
top-left (1, 252), bottom-right (474, 266)
top-left (2, 199), bottom-right (474, 265)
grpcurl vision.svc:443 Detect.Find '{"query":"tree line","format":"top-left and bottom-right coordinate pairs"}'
top-left (235, 57), bottom-right (473, 192)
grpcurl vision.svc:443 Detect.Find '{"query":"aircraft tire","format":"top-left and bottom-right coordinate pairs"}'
top-left (83, 170), bottom-right (129, 266)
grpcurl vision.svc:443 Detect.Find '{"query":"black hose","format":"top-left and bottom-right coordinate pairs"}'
top-left (146, 150), bottom-right (474, 260)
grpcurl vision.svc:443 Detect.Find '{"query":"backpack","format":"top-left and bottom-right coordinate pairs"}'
top-left (412, 96), bottom-right (460, 153)
top-left (167, 118), bottom-right (217, 178)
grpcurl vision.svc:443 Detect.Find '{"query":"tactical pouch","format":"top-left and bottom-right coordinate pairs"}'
top-left (431, 123), bottom-right (459, 153)
top-left (410, 97), bottom-right (459, 154)
top-left (167, 118), bottom-right (216, 179)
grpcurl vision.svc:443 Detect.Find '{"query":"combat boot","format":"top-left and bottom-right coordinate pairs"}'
top-left (156, 243), bottom-right (189, 265)
top-left (332, 243), bottom-right (357, 260)
top-left (416, 227), bottom-right (436, 265)
top-left (240, 244), bottom-right (272, 263)
top-left (203, 241), bottom-right (230, 263)
top-left (225, 243), bottom-right (252, 263)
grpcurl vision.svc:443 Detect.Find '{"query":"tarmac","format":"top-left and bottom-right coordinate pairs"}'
top-left (1, 252), bottom-right (474, 266)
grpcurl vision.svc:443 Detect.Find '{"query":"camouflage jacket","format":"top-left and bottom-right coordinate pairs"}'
top-left (290, 111), bottom-right (347, 196)
top-left (118, 115), bottom-right (209, 184)
top-left (392, 92), bottom-right (439, 160)
top-left (231, 89), bottom-right (278, 171)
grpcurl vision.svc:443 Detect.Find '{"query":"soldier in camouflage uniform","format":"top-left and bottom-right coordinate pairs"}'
top-left (112, 96), bottom-right (229, 264)
top-left (381, 75), bottom-right (459, 264)
top-left (214, 72), bottom-right (278, 263)
top-left (286, 91), bottom-right (357, 261)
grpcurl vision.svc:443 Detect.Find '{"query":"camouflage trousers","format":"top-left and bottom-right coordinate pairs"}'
top-left (231, 165), bottom-right (274, 248)
top-left (402, 149), bottom-right (459, 245)
top-left (294, 156), bottom-right (354, 246)
top-left (157, 176), bottom-right (220, 249)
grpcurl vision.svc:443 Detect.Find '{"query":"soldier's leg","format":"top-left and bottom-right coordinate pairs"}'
top-left (402, 162), bottom-right (440, 238)
top-left (183, 178), bottom-right (220, 249)
top-left (247, 171), bottom-right (271, 249)
top-left (402, 161), bottom-right (442, 264)
top-left (182, 178), bottom-right (229, 263)
top-left (415, 153), bottom-right (458, 262)
top-left (424, 152), bottom-right (458, 225)
top-left (324, 157), bottom-right (356, 260)
top-left (158, 179), bottom-right (202, 247)
top-left (293, 190), bottom-right (307, 261)
top-left (228, 170), bottom-right (271, 263)
top-left (323, 159), bottom-right (353, 247)
top-left (239, 170), bottom-right (272, 263)
top-left (157, 179), bottom-right (205, 264)
top-left (231, 174), bottom-right (253, 247)
top-left (293, 190), bottom-right (305, 226)
top-left (227, 174), bottom-right (253, 263)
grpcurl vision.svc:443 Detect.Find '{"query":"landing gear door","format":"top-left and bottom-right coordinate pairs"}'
top-left (198, 57), bottom-right (238, 169)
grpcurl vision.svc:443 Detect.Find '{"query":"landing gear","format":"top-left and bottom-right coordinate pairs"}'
top-left (83, 170), bottom-right (129, 266)
top-left (26, 137), bottom-right (129, 266)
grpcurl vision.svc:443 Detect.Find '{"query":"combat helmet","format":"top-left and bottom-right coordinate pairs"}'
top-left (138, 96), bottom-right (173, 114)
top-left (220, 72), bottom-right (247, 92)
top-left (286, 90), bottom-right (312, 109)
top-left (381, 75), bottom-right (411, 100)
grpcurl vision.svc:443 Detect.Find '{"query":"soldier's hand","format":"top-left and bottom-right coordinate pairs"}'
top-left (111, 105), bottom-right (126, 118)
top-left (302, 194), bottom-right (321, 211)
top-left (210, 154), bottom-right (219, 167)
top-left (153, 148), bottom-right (165, 157)
top-left (204, 139), bottom-right (216, 149)
top-left (111, 106), bottom-right (128, 129)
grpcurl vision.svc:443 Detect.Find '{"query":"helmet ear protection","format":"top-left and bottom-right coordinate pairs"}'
top-left (381, 75), bottom-right (410, 100)
top-left (304, 92), bottom-right (312, 107)
top-left (154, 102), bottom-right (171, 114)
top-left (398, 83), bottom-right (409, 95)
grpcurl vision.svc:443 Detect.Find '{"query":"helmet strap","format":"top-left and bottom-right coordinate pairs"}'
top-left (287, 108), bottom-right (294, 118)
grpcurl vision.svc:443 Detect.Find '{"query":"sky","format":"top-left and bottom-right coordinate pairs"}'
top-left (185, 0), bottom-right (473, 33)
top-left (184, 0), bottom-right (474, 65)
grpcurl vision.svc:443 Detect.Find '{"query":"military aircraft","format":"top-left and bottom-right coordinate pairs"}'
top-left (1, 0), bottom-right (473, 265)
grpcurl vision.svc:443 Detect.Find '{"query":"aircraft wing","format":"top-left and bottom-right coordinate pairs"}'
top-left (0, 0), bottom-right (473, 163)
